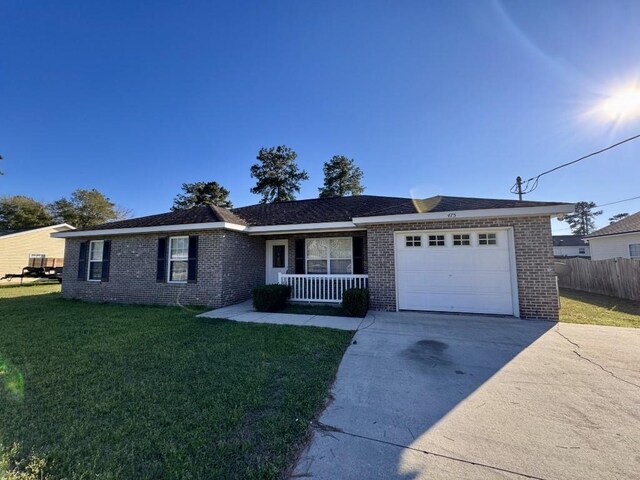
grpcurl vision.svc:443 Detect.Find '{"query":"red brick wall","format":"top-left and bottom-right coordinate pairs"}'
top-left (365, 215), bottom-right (558, 320)
top-left (61, 229), bottom-right (264, 308)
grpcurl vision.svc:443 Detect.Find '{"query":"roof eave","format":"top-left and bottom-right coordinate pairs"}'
top-left (352, 204), bottom-right (575, 225)
top-left (1, 223), bottom-right (75, 240)
top-left (585, 229), bottom-right (640, 240)
top-left (51, 222), bottom-right (246, 238)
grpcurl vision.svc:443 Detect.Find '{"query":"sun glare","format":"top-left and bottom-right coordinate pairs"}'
top-left (598, 86), bottom-right (640, 122)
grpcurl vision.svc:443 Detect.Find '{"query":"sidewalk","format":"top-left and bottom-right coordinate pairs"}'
top-left (197, 300), bottom-right (365, 331)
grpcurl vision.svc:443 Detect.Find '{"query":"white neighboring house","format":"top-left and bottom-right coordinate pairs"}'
top-left (586, 211), bottom-right (640, 261)
top-left (552, 235), bottom-right (590, 258)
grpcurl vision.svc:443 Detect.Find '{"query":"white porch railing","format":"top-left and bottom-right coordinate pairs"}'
top-left (278, 273), bottom-right (369, 303)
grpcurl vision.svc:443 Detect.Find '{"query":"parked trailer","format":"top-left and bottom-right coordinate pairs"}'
top-left (1, 257), bottom-right (64, 283)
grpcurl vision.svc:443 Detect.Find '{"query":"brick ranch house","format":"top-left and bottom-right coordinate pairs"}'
top-left (52, 195), bottom-right (574, 320)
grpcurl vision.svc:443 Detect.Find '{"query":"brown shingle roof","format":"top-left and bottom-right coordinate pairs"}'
top-left (231, 195), bottom-right (566, 226)
top-left (84, 205), bottom-right (247, 231)
top-left (78, 195), bottom-right (569, 231)
top-left (586, 211), bottom-right (640, 238)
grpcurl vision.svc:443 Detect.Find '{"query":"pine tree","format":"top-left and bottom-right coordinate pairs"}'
top-left (250, 146), bottom-right (308, 203)
top-left (172, 181), bottom-right (233, 210)
top-left (318, 155), bottom-right (365, 198)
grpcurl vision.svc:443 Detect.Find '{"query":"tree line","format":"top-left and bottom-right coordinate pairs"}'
top-left (171, 145), bottom-right (364, 210)
top-left (0, 189), bottom-right (130, 230)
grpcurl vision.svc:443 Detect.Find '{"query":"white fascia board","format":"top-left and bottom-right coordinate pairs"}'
top-left (0, 223), bottom-right (76, 241)
top-left (246, 221), bottom-right (361, 235)
top-left (586, 230), bottom-right (640, 240)
top-left (352, 204), bottom-right (575, 225)
top-left (51, 222), bottom-right (247, 238)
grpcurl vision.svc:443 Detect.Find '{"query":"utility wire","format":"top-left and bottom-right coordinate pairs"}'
top-left (595, 194), bottom-right (640, 208)
top-left (512, 133), bottom-right (640, 196)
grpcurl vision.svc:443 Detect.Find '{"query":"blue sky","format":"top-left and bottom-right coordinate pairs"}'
top-left (1, 0), bottom-right (639, 233)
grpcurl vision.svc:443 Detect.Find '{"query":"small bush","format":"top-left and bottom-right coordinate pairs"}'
top-left (253, 284), bottom-right (291, 312)
top-left (342, 288), bottom-right (369, 317)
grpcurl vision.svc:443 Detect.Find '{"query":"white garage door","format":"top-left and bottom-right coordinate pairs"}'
top-left (395, 229), bottom-right (516, 315)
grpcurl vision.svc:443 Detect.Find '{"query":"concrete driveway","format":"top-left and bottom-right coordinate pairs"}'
top-left (293, 312), bottom-right (640, 479)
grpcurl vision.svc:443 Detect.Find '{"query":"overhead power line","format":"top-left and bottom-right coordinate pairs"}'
top-left (595, 194), bottom-right (640, 208)
top-left (512, 133), bottom-right (640, 199)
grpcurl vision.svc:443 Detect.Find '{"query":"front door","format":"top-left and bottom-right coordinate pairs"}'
top-left (266, 239), bottom-right (288, 284)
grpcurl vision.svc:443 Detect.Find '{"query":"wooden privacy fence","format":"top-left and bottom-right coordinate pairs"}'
top-left (556, 257), bottom-right (640, 301)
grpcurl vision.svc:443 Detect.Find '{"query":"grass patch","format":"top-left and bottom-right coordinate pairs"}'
top-left (560, 288), bottom-right (640, 328)
top-left (281, 303), bottom-right (356, 317)
top-left (0, 285), bottom-right (351, 479)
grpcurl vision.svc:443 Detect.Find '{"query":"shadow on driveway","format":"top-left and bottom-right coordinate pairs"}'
top-left (293, 311), bottom-right (640, 479)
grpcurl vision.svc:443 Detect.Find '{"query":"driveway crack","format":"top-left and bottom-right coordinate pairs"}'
top-left (556, 326), bottom-right (640, 390)
top-left (572, 350), bottom-right (640, 389)
top-left (309, 423), bottom-right (550, 479)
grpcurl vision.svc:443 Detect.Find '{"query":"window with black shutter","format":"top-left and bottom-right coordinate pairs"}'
top-left (353, 236), bottom-right (364, 274)
top-left (77, 241), bottom-right (88, 281)
top-left (101, 240), bottom-right (111, 282)
top-left (187, 235), bottom-right (198, 283)
top-left (157, 237), bottom-right (167, 283)
top-left (294, 239), bottom-right (305, 274)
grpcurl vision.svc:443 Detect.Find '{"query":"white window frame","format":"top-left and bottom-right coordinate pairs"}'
top-left (452, 233), bottom-right (471, 246)
top-left (305, 237), bottom-right (353, 275)
top-left (629, 244), bottom-right (640, 260)
top-left (167, 236), bottom-right (189, 284)
top-left (478, 232), bottom-right (498, 246)
top-left (87, 240), bottom-right (104, 282)
top-left (578, 247), bottom-right (586, 255)
top-left (405, 235), bottom-right (422, 247)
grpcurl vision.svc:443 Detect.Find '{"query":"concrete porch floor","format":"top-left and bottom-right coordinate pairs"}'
top-left (197, 299), bottom-right (366, 331)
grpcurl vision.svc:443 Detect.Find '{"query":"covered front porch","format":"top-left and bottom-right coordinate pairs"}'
top-left (263, 232), bottom-right (368, 303)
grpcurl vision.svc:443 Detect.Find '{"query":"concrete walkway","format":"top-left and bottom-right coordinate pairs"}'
top-left (198, 300), bottom-right (366, 331)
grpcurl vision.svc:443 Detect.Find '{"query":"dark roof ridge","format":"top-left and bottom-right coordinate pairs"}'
top-left (230, 194), bottom-right (412, 210)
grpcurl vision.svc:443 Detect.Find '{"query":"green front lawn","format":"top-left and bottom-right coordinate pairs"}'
top-left (560, 288), bottom-right (640, 328)
top-left (0, 285), bottom-right (352, 479)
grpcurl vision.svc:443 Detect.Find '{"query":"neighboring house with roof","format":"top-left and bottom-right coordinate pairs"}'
top-left (552, 235), bottom-right (590, 258)
top-left (586, 212), bottom-right (640, 261)
top-left (52, 195), bottom-right (573, 320)
top-left (1, 224), bottom-right (75, 283)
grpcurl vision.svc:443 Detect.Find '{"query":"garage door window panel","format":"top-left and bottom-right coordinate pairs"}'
top-left (453, 234), bottom-right (471, 246)
top-left (428, 235), bottom-right (445, 246)
top-left (478, 233), bottom-right (497, 246)
top-left (405, 235), bottom-right (422, 247)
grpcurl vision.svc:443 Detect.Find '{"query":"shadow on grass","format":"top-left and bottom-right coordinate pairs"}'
top-left (561, 288), bottom-right (640, 316)
top-left (0, 288), bottom-right (352, 479)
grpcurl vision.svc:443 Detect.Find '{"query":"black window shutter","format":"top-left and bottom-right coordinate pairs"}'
top-left (353, 236), bottom-right (364, 274)
top-left (187, 235), bottom-right (198, 283)
top-left (101, 240), bottom-right (111, 282)
top-left (77, 241), bottom-right (88, 281)
top-left (156, 237), bottom-right (167, 283)
top-left (294, 239), bottom-right (305, 274)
